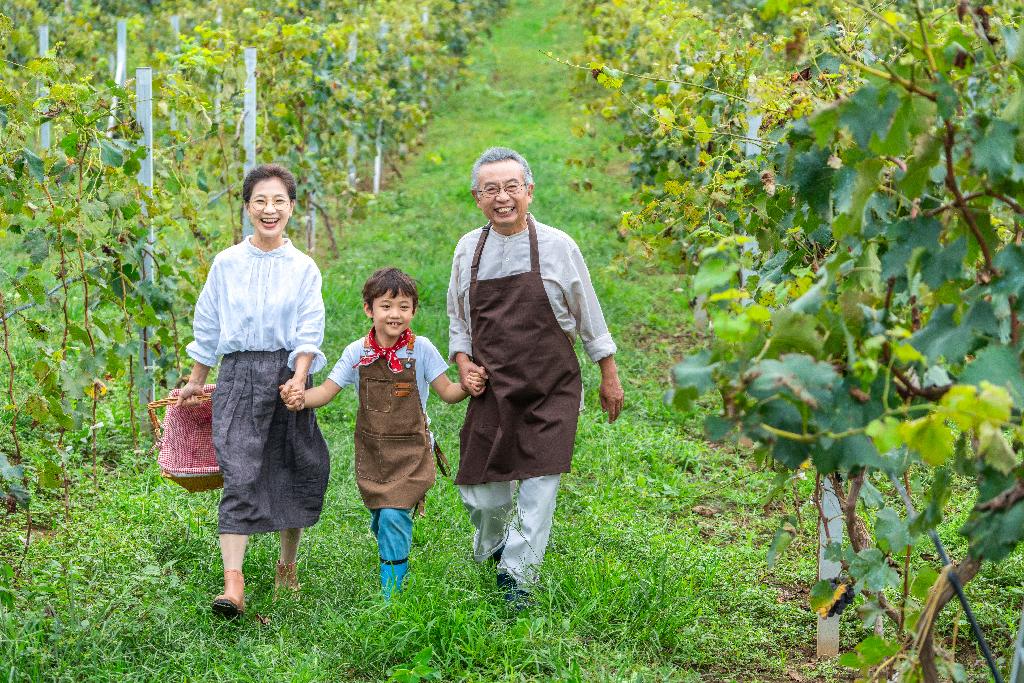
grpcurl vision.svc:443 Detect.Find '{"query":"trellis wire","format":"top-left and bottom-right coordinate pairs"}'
top-left (886, 470), bottom-right (1004, 683)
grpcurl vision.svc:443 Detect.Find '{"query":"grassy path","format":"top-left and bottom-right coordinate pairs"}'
top-left (5, 1), bottom-right (882, 681)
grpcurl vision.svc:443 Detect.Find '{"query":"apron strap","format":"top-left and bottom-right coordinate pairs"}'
top-left (527, 214), bottom-right (540, 274)
top-left (433, 440), bottom-right (450, 478)
top-left (470, 223), bottom-right (492, 284)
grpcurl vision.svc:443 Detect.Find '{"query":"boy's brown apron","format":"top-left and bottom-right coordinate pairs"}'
top-left (456, 216), bottom-right (583, 485)
top-left (354, 335), bottom-right (437, 509)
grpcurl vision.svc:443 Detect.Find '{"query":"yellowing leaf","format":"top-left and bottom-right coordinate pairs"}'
top-left (656, 107), bottom-right (676, 127)
top-left (941, 382), bottom-right (1011, 429)
top-left (866, 416), bottom-right (903, 454)
top-left (693, 116), bottom-right (712, 146)
top-left (900, 414), bottom-right (954, 466)
top-left (882, 10), bottom-right (903, 26)
top-left (893, 343), bottom-right (925, 363)
top-left (978, 423), bottom-right (1018, 475)
top-left (663, 180), bottom-right (685, 196)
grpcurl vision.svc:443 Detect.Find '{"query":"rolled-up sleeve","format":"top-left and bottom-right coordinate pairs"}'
top-left (447, 241), bottom-right (473, 362)
top-left (564, 243), bottom-right (617, 363)
top-left (185, 262), bottom-right (222, 367)
top-left (288, 266), bottom-right (327, 374)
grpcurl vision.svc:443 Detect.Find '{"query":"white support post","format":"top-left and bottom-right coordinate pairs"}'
top-left (744, 74), bottom-right (763, 158)
top-left (1011, 599), bottom-right (1024, 683)
top-left (38, 25), bottom-right (50, 151)
top-left (242, 47), bottom-right (257, 238)
top-left (347, 31), bottom-right (358, 64)
top-left (347, 133), bottom-right (358, 189)
top-left (817, 477), bottom-right (843, 658)
top-left (421, 6), bottom-right (430, 26)
top-left (135, 67), bottom-right (155, 408)
top-left (169, 15), bottom-right (180, 134)
top-left (214, 8), bottom-right (223, 120)
top-left (373, 121), bottom-right (383, 194)
top-left (306, 191), bottom-right (317, 254)
top-left (107, 20), bottom-right (127, 136)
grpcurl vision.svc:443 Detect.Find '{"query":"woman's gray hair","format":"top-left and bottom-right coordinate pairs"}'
top-left (470, 147), bottom-right (534, 190)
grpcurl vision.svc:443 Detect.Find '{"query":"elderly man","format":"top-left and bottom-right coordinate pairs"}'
top-left (447, 146), bottom-right (624, 606)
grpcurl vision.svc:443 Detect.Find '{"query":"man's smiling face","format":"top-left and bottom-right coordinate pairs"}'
top-left (473, 159), bottom-right (534, 233)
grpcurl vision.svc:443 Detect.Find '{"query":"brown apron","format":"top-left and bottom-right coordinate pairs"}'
top-left (354, 334), bottom-right (439, 509)
top-left (456, 216), bottom-right (583, 485)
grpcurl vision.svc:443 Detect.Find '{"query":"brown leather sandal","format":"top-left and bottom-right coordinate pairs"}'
top-left (212, 569), bottom-right (245, 617)
top-left (274, 561), bottom-right (300, 594)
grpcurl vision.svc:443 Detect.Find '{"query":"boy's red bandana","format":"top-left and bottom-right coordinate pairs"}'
top-left (354, 328), bottom-right (411, 374)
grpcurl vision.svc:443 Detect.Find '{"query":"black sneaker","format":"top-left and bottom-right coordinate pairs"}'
top-left (488, 545), bottom-right (504, 564)
top-left (496, 572), bottom-right (531, 611)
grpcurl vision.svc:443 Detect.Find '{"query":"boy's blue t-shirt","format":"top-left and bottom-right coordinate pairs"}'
top-left (326, 334), bottom-right (449, 424)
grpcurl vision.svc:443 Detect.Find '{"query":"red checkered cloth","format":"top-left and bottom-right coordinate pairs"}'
top-left (156, 384), bottom-right (219, 475)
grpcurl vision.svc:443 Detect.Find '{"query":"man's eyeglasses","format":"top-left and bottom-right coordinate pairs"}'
top-left (477, 182), bottom-right (527, 199)
top-left (249, 198), bottom-right (291, 212)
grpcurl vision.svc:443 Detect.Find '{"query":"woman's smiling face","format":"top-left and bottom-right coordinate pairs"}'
top-left (247, 178), bottom-right (294, 245)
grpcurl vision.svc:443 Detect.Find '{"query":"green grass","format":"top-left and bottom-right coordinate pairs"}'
top-left (2, 0), bottom-right (1022, 681)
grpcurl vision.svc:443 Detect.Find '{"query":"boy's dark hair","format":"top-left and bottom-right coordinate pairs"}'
top-left (242, 163), bottom-right (297, 202)
top-left (363, 268), bottom-right (419, 310)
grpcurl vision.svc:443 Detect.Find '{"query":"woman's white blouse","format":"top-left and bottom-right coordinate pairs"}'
top-left (185, 237), bottom-right (327, 373)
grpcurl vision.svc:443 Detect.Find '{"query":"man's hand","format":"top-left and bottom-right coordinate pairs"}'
top-left (598, 355), bottom-right (624, 423)
top-left (455, 352), bottom-right (488, 398)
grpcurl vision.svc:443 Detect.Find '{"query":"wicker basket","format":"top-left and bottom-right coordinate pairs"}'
top-left (148, 386), bottom-right (223, 493)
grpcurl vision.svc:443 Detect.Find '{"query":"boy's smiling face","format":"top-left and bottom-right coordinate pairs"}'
top-left (365, 290), bottom-right (416, 347)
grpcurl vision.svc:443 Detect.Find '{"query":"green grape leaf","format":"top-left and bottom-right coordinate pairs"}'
top-left (960, 345), bottom-right (1024, 408)
top-left (972, 119), bottom-right (1017, 182)
top-left (765, 309), bottom-right (822, 357)
top-left (22, 148), bottom-right (44, 183)
top-left (692, 258), bottom-right (739, 295)
top-left (671, 351), bottom-right (718, 411)
top-left (791, 146), bottom-right (834, 218)
top-left (849, 547), bottom-right (900, 592)
top-left (874, 507), bottom-right (912, 553)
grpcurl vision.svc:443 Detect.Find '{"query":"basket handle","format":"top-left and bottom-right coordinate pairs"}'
top-left (146, 393), bottom-right (212, 440)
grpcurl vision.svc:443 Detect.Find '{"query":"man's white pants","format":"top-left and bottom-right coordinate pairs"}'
top-left (458, 474), bottom-right (561, 587)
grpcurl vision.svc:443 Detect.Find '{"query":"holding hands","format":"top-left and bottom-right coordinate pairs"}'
top-left (280, 381), bottom-right (306, 411)
top-left (462, 369), bottom-right (487, 395)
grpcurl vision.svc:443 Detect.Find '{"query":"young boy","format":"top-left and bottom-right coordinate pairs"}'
top-left (281, 267), bottom-right (483, 598)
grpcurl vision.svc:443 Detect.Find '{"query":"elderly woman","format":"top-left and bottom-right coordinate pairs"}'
top-left (177, 164), bottom-right (330, 618)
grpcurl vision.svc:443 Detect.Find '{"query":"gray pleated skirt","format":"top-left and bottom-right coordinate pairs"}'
top-left (212, 350), bottom-right (330, 534)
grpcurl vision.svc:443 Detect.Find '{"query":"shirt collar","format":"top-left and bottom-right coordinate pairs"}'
top-left (243, 236), bottom-right (293, 258)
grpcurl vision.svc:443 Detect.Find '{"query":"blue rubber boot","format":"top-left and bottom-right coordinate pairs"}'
top-left (371, 508), bottom-right (413, 600)
top-left (380, 560), bottom-right (409, 600)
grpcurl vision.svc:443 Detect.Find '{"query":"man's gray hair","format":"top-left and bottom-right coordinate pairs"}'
top-left (470, 147), bottom-right (534, 190)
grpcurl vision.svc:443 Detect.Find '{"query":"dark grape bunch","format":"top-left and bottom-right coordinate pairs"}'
top-left (818, 579), bottom-right (856, 618)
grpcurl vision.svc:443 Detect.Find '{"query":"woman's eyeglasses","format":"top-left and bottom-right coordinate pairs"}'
top-left (249, 198), bottom-right (291, 212)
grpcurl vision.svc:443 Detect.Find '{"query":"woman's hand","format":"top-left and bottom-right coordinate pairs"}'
top-left (177, 380), bottom-right (208, 406)
top-left (279, 377), bottom-right (306, 411)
